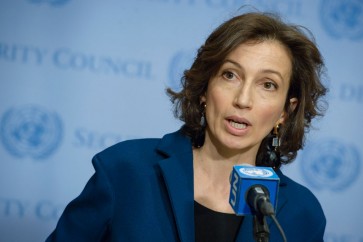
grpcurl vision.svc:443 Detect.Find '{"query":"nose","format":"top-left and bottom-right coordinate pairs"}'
top-left (233, 84), bottom-right (253, 109)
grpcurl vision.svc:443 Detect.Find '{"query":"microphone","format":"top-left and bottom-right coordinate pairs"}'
top-left (247, 185), bottom-right (275, 216)
top-left (229, 165), bottom-right (280, 216)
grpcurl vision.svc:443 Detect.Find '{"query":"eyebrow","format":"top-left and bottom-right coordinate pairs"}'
top-left (223, 59), bottom-right (285, 81)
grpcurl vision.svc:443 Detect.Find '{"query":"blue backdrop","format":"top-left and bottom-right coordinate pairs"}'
top-left (1, 0), bottom-right (362, 241)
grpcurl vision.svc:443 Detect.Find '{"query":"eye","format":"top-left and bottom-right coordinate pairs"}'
top-left (222, 71), bottom-right (236, 80)
top-left (263, 81), bottom-right (278, 90)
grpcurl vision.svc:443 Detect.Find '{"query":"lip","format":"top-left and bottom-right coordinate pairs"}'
top-left (226, 115), bottom-right (252, 126)
top-left (225, 115), bottom-right (251, 136)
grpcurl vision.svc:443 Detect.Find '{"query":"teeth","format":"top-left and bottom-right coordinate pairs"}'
top-left (229, 120), bottom-right (247, 129)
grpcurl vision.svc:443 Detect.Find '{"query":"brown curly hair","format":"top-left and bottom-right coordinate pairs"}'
top-left (167, 12), bottom-right (327, 168)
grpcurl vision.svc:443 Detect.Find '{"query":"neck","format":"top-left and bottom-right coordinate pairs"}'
top-left (201, 137), bottom-right (256, 164)
top-left (193, 146), bottom-right (245, 213)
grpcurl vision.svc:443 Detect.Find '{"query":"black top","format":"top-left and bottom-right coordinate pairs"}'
top-left (194, 201), bottom-right (244, 242)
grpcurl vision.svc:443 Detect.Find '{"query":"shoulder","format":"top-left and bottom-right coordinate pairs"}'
top-left (95, 128), bottom-right (189, 161)
top-left (89, 129), bottom-right (190, 176)
top-left (277, 170), bottom-right (326, 237)
top-left (279, 171), bottom-right (322, 208)
top-left (99, 138), bottom-right (161, 159)
top-left (92, 138), bottom-right (162, 171)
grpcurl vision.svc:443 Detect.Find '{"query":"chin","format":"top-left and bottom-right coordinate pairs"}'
top-left (221, 140), bottom-right (248, 151)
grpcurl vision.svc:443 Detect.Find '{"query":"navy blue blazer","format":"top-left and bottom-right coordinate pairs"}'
top-left (46, 129), bottom-right (326, 242)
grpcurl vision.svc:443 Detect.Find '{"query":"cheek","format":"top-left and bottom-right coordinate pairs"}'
top-left (206, 96), bottom-right (223, 120)
top-left (206, 87), bottom-right (228, 110)
top-left (205, 89), bottom-right (230, 123)
top-left (257, 102), bottom-right (285, 125)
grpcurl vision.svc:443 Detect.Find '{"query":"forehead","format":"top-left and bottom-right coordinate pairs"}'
top-left (224, 40), bottom-right (293, 78)
top-left (228, 40), bottom-right (291, 61)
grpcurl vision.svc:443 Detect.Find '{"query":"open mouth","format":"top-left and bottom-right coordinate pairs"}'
top-left (228, 120), bottom-right (248, 129)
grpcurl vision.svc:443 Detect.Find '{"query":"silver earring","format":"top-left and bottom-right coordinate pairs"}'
top-left (200, 103), bottom-right (206, 127)
top-left (272, 124), bottom-right (280, 151)
top-left (269, 124), bottom-right (281, 169)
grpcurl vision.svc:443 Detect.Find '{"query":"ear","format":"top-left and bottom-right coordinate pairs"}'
top-left (277, 97), bottom-right (298, 125)
top-left (289, 97), bottom-right (298, 112)
top-left (200, 95), bottom-right (206, 104)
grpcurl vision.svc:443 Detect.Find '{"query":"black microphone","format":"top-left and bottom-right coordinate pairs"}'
top-left (246, 185), bottom-right (275, 216)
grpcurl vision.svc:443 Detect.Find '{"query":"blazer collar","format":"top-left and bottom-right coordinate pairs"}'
top-left (156, 130), bottom-right (290, 242)
top-left (156, 130), bottom-right (195, 242)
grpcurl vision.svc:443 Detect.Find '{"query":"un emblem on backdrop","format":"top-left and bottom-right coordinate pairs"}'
top-left (300, 139), bottom-right (360, 191)
top-left (168, 50), bottom-right (195, 91)
top-left (0, 106), bottom-right (63, 159)
top-left (320, 0), bottom-right (363, 40)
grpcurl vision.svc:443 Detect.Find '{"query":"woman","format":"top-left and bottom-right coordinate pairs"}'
top-left (46, 12), bottom-right (327, 242)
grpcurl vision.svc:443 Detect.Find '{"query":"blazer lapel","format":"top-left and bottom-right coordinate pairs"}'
top-left (155, 131), bottom-right (289, 242)
top-left (157, 131), bottom-right (195, 242)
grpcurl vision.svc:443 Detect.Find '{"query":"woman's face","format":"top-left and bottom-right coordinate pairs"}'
top-left (202, 40), bottom-right (296, 157)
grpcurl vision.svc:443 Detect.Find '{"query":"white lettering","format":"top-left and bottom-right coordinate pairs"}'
top-left (230, 172), bottom-right (239, 206)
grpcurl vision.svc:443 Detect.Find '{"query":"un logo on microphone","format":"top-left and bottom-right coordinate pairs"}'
top-left (0, 105), bottom-right (63, 160)
top-left (300, 139), bottom-right (360, 191)
top-left (320, 0), bottom-right (363, 40)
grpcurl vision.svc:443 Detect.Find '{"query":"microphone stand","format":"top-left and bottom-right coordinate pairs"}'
top-left (253, 213), bottom-right (270, 242)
